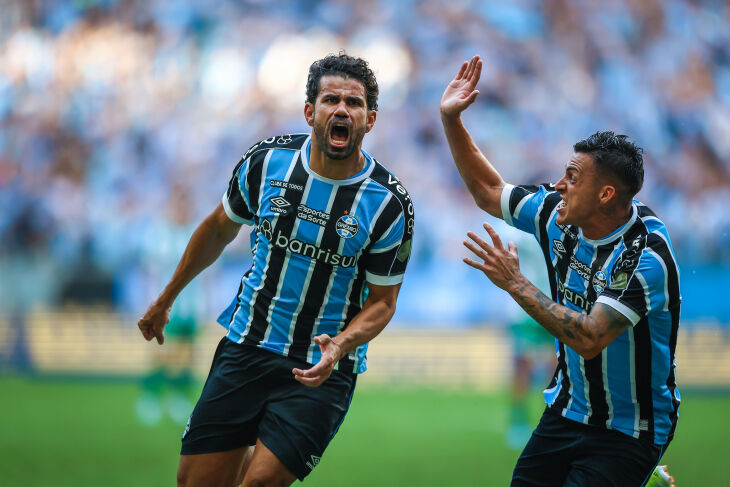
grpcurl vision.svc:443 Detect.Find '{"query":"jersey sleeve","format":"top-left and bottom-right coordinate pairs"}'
top-left (500, 183), bottom-right (561, 237)
top-left (221, 156), bottom-right (256, 225)
top-left (595, 244), bottom-right (665, 326)
top-left (364, 195), bottom-right (414, 286)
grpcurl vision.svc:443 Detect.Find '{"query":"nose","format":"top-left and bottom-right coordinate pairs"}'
top-left (555, 177), bottom-right (566, 193)
top-left (334, 100), bottom-right (349, 117)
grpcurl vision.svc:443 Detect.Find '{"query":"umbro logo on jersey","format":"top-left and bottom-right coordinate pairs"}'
top-left (553, 239), bottom-right (566, 258)
top-left (270, 196), bottom-right (292, 215)
top-left (305, 455), bottom-right (321, 471)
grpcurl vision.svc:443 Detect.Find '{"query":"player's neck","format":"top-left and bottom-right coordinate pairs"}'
top-left (309, 137), bottom-right (365, 180)
top-left (580, 205), bottom-right (633, 240)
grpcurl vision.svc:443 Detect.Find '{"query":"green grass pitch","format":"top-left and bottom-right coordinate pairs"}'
top-left (0, 376), bottom-right (727, 485)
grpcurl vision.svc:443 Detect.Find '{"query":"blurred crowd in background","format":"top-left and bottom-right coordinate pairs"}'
top-left (2, 0), bottom-right (729, 324)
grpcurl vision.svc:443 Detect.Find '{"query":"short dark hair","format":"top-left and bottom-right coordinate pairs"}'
top-left (306, 53), bottom-right (379, 111)
top-left (573, 131), bottom-right (644, 199)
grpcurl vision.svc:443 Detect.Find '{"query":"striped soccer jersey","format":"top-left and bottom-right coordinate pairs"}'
top-left (501, 183), bottom-right (681, 446)
top-left (218, 134), bottom-right (414, 374)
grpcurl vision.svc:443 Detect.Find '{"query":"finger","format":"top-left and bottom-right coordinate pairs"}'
top-left (466, 55), bottom-right (478, 79)
top-left (463, 239), bottom-right (489, 261)
top-left (466, 231), bottom-right (494, 253)
top-left (508, 241), bottom-right (518, 258)
top-left (463, 257), bottom-right (489, 273)
top-left (482, 222), bottom-right (504, 250)
top-left (292, 364), bottom-right (324, 378)
top-left (294, 375), bottom-right (322, 387)
top-left (313, 334), bottom-right (331, 346)
top-left (455, 61), bottom-right (468, 81)
top-left (138, 321), bottom-right (153, 341)
top-left (464, 90), bottom-right (480, 106)
top-left (155, 329), bottom-right (165, 345)
top-left (472, 59), bottom-right (482, 85)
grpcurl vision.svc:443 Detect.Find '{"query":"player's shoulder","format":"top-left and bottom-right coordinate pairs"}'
top-left (367, 159), bottom-right (411, 202)
top-left (242, 133), bottom-right (309, 161)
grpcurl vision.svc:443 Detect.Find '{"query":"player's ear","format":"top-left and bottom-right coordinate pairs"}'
top-left (304, 102), bottom-right (315, 127)
top-left (599, 184), bottom-right (616, 204)
top-left (364, 109), bottom-right (376, 133)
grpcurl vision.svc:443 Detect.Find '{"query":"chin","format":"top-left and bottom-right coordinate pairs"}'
top-left (556, 213), bottom-right (573, 226)
top-left (324, 145), bottom-right (354, 160)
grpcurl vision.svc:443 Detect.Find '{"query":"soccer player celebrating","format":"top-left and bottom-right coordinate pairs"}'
top-left (138, 53), bottom-right (414, 487)
top-left (441, 56), bottom-right (679, 487)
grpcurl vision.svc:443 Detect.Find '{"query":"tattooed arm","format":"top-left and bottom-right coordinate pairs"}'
top-left (463, 222), bottom-right (633, 360)
top-left (506, 279), bottom-right (632, 359)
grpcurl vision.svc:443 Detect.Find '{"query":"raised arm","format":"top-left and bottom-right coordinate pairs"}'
top-left (292, 282), bottom-right (400, 387)
top-left (440, 55), bottom-right (506, 218)
top-left (138, 203), bottom-right (242, 345)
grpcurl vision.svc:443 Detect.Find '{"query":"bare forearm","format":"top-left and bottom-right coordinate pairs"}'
top-left (441, 114), bottom-right (505, 216)
top-left (507, 276), bottom-right (599, 356)
top-left (332, 299), bottom-right (396, 359)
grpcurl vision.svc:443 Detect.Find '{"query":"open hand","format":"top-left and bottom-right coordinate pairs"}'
top-left (440, 55), bottom-right (482, 118)
top-left (463, 222), bottom-right (523, 293)
top-left (292, 334), bottom-right (344, 387)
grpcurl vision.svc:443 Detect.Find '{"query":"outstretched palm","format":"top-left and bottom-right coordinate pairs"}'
top-left (440, 55), bottom-right (482, 117)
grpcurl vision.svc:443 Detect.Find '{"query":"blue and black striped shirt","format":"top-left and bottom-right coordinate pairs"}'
top-left (218, 134), bottom-right (414, 374)
top-left (502, 183), bottom-right (680, 446)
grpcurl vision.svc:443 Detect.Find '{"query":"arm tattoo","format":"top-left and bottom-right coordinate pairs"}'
top-left (512, 281), bottom-right (591, 343)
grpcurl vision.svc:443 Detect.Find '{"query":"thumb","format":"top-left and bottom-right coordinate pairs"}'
top-left (465, 90), bottom-right (480, 105)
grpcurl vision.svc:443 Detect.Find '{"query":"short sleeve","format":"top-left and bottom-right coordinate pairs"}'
top-left (364, 197), bottom-right (413, 286)
top-left (222, 157), bottom-right (255, 225)
top-left (501, 183), bottom-right (560, 237)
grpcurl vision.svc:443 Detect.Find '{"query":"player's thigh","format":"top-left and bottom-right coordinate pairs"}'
top-left (258, 367), bottom-right (357, 481)
top-left (178, 446), bottom-right (253, 487)
top-left (181, 339), bottom-right (280, 455)
top-left (241, 439), bottom-right (297, 487)
top-left (565, 431), bottom-right (663, 487)
top-left (510, 410), bottom-right (581, 486)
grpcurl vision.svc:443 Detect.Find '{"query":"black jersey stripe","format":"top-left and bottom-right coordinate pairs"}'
top-left (246, 153), bottom-right (266, 215)
top-left (616, 220), bottom-right (655, 442)
top-left (646, 231), bottom-right (681, 442)
top-left (287, 182), bottom-right (365, 360)
top-left (584, 242), bottom-right (622, 427)
top-left (545, 224), bottom-right (577, 413)
top-left (633, 314), bottom-right (655, 443)
top-left (244, 157), bottom-right (310, 346)
top-left (336, 271), bottom-right (367, 374)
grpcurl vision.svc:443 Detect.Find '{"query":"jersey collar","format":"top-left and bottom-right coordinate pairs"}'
top-left (578, 202), bottom-right (638, 246)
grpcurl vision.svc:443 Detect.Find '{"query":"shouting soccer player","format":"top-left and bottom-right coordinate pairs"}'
top-left (441, 56), bottom-right (679, 487)
top-left (138, 53), bottom-right (414, 487)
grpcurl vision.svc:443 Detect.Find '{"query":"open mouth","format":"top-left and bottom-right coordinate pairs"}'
top-left (329, 122), bottom-right (350, 148)
top-left (557, 199), bottom-right (567, 211)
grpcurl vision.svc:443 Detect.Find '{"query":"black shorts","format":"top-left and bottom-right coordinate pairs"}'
top-left (181, 337), bottom-right (357, 480)
top-left (511, 408), bottom-right (666, 487)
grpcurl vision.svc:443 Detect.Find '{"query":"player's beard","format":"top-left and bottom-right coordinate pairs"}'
top-left (313, 117), bottom-right (364, 161)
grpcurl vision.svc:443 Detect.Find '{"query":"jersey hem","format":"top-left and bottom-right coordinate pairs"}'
top-left (595, 295), bottom-right (641, 325)
top-left (365, 271), bottom-right (405, 286)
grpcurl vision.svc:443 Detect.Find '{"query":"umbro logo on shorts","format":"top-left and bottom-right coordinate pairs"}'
top-left (305, 454), bottom-right (321, 471)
